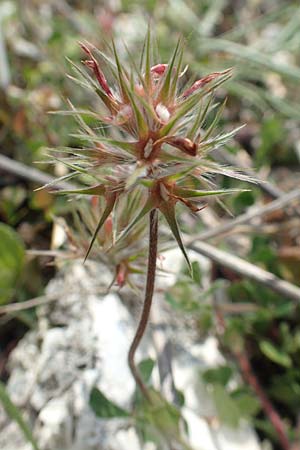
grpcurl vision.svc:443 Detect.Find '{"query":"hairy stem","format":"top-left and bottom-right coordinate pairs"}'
top-left (128, 209), bottom-right (158, 401)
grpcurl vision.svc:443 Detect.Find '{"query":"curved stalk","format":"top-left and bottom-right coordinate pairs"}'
top-left (128, 209), bottom-right (158, 401)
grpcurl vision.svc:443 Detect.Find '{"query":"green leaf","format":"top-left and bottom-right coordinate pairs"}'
top-left (159, 203), bottom-right (191, 271)
top-left (165, 283), bottom-right (199, 313)
top-left (212, 384), bottom-right (240, 428)
top-left (89, 387), bottom-right (129, 418)
top-left (232, 390), bottom-right (261, 418)
top-left (0, 381), bottom-right (40, 450)
top-left (84, 193), bottom-right (116, 262)
top-left (202, 366), bottom-right (233, 387)
top-left (191, 261), bottom-right (202, 285)
top-left (141, 390), bottom-right (181, 435)
top-left (138, 358), bottom-right (155, 384)
top-left (259, 341), bottom-right (292, 368)
top-left (0, 223), bottom-right (25, 304)
top-left (133, 358), bottom-right (155, 406)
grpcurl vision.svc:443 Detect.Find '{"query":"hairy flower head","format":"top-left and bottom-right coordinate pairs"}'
top-left (48, 30), bottom-right (252, 271)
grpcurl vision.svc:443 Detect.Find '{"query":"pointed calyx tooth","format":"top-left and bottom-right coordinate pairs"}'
top-left (159, 183), bottom-right (170, 202)
top-left (143, 139), bottom-right (153, 158)
top-left (80, 42), bottom-right (113, 98)
top-left (155, 103), bottom-right (170, 123)
top-left (182, 69), bottom-right (232, 98)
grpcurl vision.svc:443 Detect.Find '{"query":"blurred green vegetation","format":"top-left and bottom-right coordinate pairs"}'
top-left (0, 1), bottom-right (300, 449)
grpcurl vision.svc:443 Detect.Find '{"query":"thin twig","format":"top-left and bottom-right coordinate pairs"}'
top-left (236, 350), bottom-right (290, 450)
top-left (189, 240), bottom-right (300, 303)
top-left (0, 287), bottom-right (111, 315)
top-left (213, 299), bottom-right (290, 450)
top-left (186, 187), bottom-right (300, 244)
top-left (0, 154), bottom-right (77, 190)
top-left (0, 21), bottom-right (10, 88)
top-left (128, 209), bottom-right (158, 402)
top-left (0, 293), bottom-right (60, 315)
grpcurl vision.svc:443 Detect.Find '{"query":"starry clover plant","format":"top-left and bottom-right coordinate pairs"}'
top-left (45, 29), bottom-right (253, 401)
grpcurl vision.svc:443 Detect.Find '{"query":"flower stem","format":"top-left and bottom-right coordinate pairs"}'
top-left (128, 209), bottom-right (158, 402)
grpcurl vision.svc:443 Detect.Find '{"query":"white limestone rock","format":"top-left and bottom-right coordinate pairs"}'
top-left (0, 253), bottom-right (261, 450)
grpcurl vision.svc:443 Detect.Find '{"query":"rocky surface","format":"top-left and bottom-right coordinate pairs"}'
top-left (0, 255), bottom-right (261, 450)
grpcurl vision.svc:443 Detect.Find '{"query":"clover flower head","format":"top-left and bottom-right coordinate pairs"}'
top-left (51, 30), bottom-right (252, 273)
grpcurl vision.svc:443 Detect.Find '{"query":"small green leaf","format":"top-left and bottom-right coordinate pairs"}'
top-left (232, 390), bottom-right (261, 418)
top-left (138, 358), bottom-right (155, 384)
top-left (202, 366), bottom-right (233, 387)
top-left (165, 283), bottom-right (199, 313)
top-left (89, 387), bottom-right (129, 418)
top-left (259, 341), bottom-right (292, 368)
top-left (142, 390), bottom-right (181, 437)
top-left (0, 381), bottom-right (40, 450)
top-left (212, 384), bottom-right (240, 428)
top-left (191, 261), bottom-right (202, 285)
top-left (159, 203), bottom-right (191, 271)
top-left (0, 223), bottom-right (25, 304)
